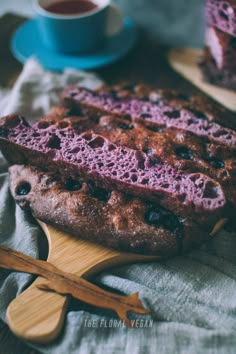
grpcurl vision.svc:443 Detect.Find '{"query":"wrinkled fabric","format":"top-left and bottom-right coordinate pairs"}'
top-left (1, 58), bottom-right (236, 354)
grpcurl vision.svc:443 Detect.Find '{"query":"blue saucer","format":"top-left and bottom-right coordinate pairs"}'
top-left (11, 18), bottom-right (137, 71)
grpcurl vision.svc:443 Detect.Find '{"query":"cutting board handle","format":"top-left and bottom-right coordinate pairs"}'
top-left (6, 222), bottom-right (159, 343)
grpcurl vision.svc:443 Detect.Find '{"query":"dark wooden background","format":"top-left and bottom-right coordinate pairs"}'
top-left (0, 13), bottom-right (205, 354)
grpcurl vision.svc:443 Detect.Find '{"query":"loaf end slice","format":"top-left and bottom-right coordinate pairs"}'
top-left (9, 164), bottom-right (211, 256)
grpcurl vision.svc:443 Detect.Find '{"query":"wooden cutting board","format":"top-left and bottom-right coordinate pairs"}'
top-left (6, 221), bottom-right (160, 343)
top-left (168, 48), bottom-right (236, 112)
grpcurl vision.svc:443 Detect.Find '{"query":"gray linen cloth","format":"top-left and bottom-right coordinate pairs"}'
top-left (1, 58), bottom-right (236, 354)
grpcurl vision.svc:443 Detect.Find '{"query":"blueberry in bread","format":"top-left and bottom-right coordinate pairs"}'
top-left (9, 164), bottom-right (210, 256)
top-left (206, 0), bottom-right (236, 37)
top-left (0, 115), bottom-right (226, 228)
top-left (62, 86), bottom-right (236, 147)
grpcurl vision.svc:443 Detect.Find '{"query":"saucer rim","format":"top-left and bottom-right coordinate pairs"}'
top-left (11, 17), bottom-right (137, 70)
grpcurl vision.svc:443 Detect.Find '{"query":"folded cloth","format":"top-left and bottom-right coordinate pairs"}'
top-left (1, 58), bottom-right (236, 354)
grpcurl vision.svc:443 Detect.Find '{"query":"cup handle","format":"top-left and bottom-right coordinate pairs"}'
top-left (106, 2), bottom-right (123, 36)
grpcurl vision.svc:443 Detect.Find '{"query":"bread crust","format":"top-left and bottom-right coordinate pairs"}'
top-left (9, 164), bottom-right (210, 256)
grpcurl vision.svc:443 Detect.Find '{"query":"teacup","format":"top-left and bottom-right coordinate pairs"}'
top-left (33, 0), bottom-right (123, 54)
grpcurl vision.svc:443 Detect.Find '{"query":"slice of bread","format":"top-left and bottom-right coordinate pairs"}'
top-left (206, 0), bottom-right (236, 37)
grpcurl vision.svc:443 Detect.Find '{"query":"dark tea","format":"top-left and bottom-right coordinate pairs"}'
top-left (45, 0), bottom-right (98, 15)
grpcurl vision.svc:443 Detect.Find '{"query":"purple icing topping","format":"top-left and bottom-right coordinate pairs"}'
top-left (62, 87), bottom-right (236, 148)
top-left (4, 117), bottom-right (226, 216)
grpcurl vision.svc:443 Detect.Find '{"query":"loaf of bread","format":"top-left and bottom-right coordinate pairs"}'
top-left (200, 24), bottom-right (236, 90)
top-left (9, 164), bottom-right (210, 256)
top-left (1, 84), bottom-right (235, 256)
top-left (200, 48), bottom-right (236, 90)
top-left (202, 1), bottom-right (236, 89)
top-left (206, 26), bottom-right (236, 70)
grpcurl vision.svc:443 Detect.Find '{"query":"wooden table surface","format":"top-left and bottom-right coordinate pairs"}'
top-left (0, 13), bottom-right (206, 354)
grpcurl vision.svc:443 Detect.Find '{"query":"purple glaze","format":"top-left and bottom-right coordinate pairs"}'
top-left (207, 0), bottom-right (236, 37)
top-left (3, 117), bottom-right (226, 217)
top-left (62, 87), bottom-right (236, 148)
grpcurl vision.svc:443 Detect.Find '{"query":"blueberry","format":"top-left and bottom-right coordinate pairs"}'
top-left (65, 178), bottom-right (82, 191)
top-left (47, 135), bottom-right (61, 150)
top-left (146, 125), bottom-right (165, 133)
top-left (208, 157), bottom-right (225, 169)
top-left (175, 146), bottom-right (193, 160)
top-left (149, 156), bottom-right (160, 166)
top-left (143, 148), bottom-right (152, 155)
top-left (118, 122), bottom-right (134, 130)
top-left (140, 113), bottom-right (152, 119)
top-left (0, 128), bottom-right (7, 138)
top-left (164, 110), bottom-right (180, 119)
top-left (145, 210), bottom-right (162, 225)
top-left (163, 214), bottom-right (180, 231)
top-left (45, 177), bottom-right (57, 186)
top-left (145, 207), bottom-right (183, 253)
top-left (145, 208), bottom-right (181, 232)
top-left (142, 148), bottom-right (160, 166)
top-left (219, 10), bottom-right (228, 21)
top-left (231, 37), bottom-right (236, 50)
top-left (123, 114), bottom-right (132, 121)
top-left (15, 182), bottom-right (31, 196)
top-left (88, 182), bottom-right (111, 202)
top-left (188, 109), bottom-right (207, 120)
